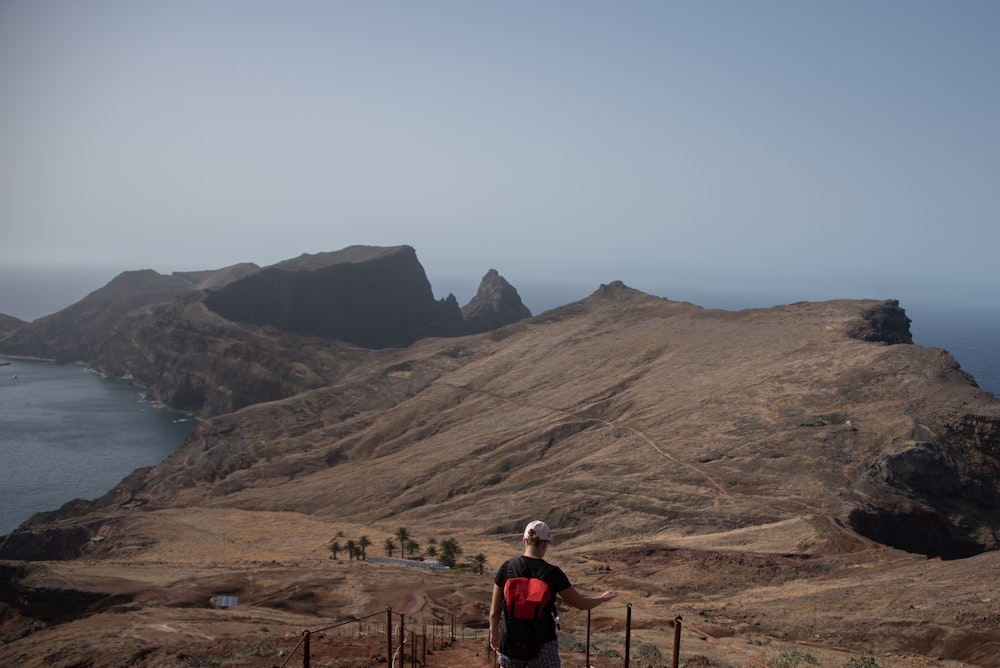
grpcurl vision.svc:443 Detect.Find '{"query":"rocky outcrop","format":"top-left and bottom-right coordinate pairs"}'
top-left (845, 299), bottom-right (912, 344)
top-left (849, 417), bottom-right (1000, 558)
top-left (460, 269), bottom-right (532, 334)
top-left (204, 246), bottom-right (466, 349)
top-left (0, 525), bottom-right (94, 562)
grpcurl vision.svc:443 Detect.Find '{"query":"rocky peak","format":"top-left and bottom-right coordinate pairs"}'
top-left (460, 269), bottom-right (532, 334)
top-left (846, 299), bottom-right (912, 344)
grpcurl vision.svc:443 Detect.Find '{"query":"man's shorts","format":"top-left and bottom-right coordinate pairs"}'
top-left (497, 639), bottom-right (561, 668)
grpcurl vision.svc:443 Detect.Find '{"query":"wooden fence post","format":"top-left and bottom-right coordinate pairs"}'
top-left (624, 603), bottom-right (632, 668)
top-left (672, 615), bottom-right (682, 668)
top-left (387, 608), bottom-right (393, 666)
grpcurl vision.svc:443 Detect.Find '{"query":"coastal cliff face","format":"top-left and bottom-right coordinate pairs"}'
top-left (88, 293), bottom-right (370, 415)
top-left (203, 246), bottom-right (468, 348)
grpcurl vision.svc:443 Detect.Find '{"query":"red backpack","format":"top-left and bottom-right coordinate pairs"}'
top-left (500, 557), bottom-right (554, 660)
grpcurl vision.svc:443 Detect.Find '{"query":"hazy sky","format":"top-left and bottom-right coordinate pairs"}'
top-left (2, 1), bottom-right (998, 320)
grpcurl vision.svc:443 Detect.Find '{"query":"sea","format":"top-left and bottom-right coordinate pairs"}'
top-left (0, 360), bottom-right (196, 535)
top-left (0, 300), bottom-right (996, 537)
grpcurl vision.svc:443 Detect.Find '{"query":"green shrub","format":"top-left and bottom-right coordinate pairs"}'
top-left (558, 632), bottom-right (586, 652)
top-left (770, 650), bottom-right (820, 668)
top-left (844, 657), bottom-right (880, 668)
top-left (635, 641), bottom-right (664, 667)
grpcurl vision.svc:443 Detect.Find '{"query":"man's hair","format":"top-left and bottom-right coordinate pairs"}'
top-left (525, 529), bottom-right (547, 545)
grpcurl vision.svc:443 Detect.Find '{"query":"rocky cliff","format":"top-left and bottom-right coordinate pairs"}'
top-left (88, 293), bottom-right (370, 415)
top-left (203, 245), bottom-right (472, 348)
top-left (0, 246), bottom-right (532, 416)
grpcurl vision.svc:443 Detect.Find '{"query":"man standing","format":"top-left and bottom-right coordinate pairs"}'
top-left (489, 520), bottom-right (618, 668)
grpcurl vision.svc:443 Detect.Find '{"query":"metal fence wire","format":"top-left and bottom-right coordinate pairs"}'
top-left (275, 603), bottom-right (727, 668)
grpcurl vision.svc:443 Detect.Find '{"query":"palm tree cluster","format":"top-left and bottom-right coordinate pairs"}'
top-left (326, 527), bottom-right (483, 571)
top-left (326, 531), bottom-right (373, 561)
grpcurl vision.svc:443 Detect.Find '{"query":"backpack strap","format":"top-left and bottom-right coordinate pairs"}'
top-left (527, 557), bottom-right (554, 582)
top-left (505, 557), bottom-right (554, 597)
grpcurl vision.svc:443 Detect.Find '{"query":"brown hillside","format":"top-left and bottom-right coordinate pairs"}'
top-left (2, 283), bottom-right (1000, 667)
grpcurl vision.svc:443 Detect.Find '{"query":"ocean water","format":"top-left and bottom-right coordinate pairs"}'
top-left (907, 302), bottom-right (1000, 397)
top-left (0, 302), bottom-right (995, 537)
top-left (0, 359), bottom-right (196, 535)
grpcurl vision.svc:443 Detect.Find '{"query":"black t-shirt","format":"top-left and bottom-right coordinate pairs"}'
top-left (495, 556), bottom-right (572, 642)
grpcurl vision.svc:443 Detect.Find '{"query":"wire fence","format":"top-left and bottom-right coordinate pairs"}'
top-left (272, 603), bottom-right (754, 668)
top-left (277, 606), bottom-right (481, 668)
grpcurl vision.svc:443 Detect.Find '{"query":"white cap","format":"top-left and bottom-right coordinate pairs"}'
top-left (523, 520), bottom-right (551, 542)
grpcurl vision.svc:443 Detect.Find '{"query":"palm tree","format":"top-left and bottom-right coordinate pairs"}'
top-left (439, 537), bottom-right (462, 567)
top-left (472, 553), bottom-right (487, 575)
top-left (358, 535), bottom-right (371, 560)
top-left (384, 538), bottom-right (396, 557)
top-left (425, 544), bottom-right (438, 559)
top-left (345, 539), bottom-right (357, 561)
top-left (406, 539), bottom-right (420, 559)
top-left (395, 528), bottom-right (410, 557)
top-left (328, 531), bottom-right (345, 559)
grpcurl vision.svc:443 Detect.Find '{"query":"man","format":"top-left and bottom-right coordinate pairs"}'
top-left (489, 520), bottom-right (618, 668)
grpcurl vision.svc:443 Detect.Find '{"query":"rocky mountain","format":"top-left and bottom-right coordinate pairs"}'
top-left (3, 270), bottom-right (1000, 666)
top-left (0, 313), bottom-right (25, 335)
top-left (0, 263), bottom-right (260, 361)
top-left (0, 246), bottom-right (531, 415)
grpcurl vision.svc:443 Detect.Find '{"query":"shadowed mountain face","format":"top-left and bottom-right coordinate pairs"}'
top-left (203, 246), bottom-right (467, 348)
